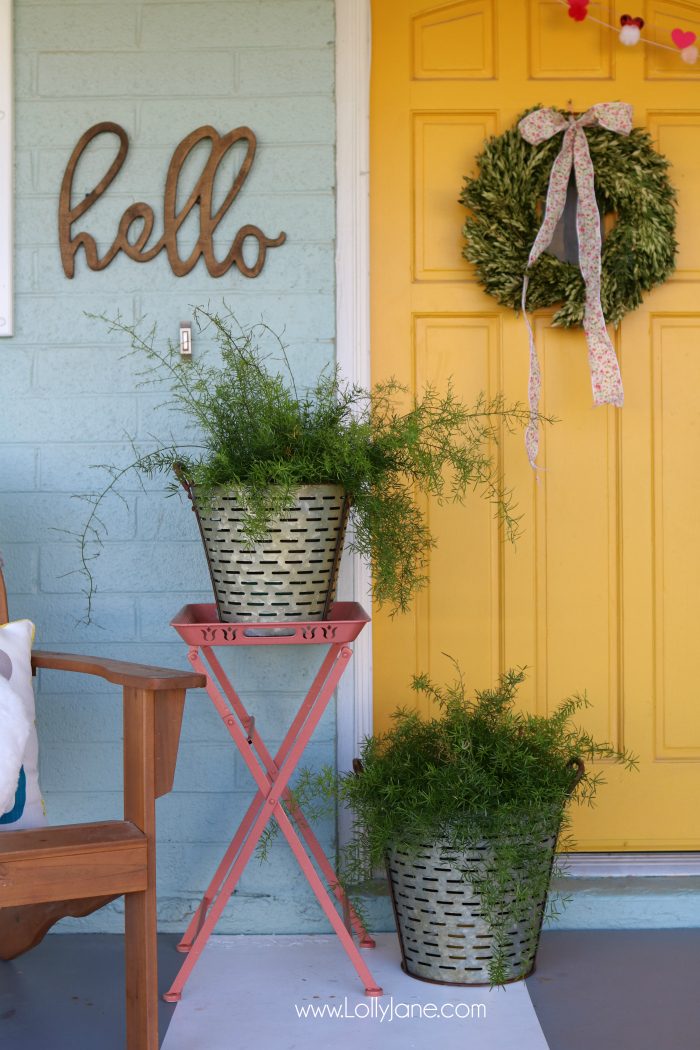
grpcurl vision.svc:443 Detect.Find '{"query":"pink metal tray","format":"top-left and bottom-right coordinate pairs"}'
top-left (171, 602), bottom-right (370, 646)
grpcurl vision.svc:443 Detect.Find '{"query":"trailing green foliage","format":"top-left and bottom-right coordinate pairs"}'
top-left (295, 666), bottom-right (637, 986)
top-left (461, 107), bottom-right (677, 327)
top-left (75, 307), bottom-right (542, 620)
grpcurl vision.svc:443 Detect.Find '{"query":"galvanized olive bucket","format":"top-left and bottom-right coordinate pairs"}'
top-left (184, 481), bottom-right (349, 622)
top-left (386, 832), bottom-right (557, 986)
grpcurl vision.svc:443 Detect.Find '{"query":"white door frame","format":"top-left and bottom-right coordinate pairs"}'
top-left (0, 0), bottom-right (13, 336)
top-left (334, 0), bottom-right (373, 844)
top-left (333, 0), bottom-right (699, 874)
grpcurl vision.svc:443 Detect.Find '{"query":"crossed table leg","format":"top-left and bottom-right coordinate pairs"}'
top-left (164, 639), bottom-right (383, 1002)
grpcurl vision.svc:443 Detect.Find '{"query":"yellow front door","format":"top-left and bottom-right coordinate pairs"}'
top-left (370, 0), bottom-right (700, 849)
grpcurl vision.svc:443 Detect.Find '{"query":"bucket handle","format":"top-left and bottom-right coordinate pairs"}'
top-left (566, 757), bottom-right (585, 794)
top-left (173, 462), bottom-right (194, 502)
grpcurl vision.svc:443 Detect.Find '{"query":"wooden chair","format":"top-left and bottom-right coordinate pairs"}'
top-left (0, 567), bottom-right (205, 1049)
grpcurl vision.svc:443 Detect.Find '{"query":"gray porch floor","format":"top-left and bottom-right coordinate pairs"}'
top-left (2, 930), bottom-right (699, 1050)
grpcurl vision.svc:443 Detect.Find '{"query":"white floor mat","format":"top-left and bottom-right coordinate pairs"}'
top-left (161, 933), bottom-right (550, 1050)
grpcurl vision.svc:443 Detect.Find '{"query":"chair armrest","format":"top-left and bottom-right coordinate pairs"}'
top-left (32, 650), bottom-right (205, 691)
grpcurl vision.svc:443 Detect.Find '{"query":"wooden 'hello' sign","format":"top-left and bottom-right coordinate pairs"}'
top-left (59, 122), bottom-right (286, 279)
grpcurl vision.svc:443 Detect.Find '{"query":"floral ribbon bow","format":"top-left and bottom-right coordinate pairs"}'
top-left (519, 103), bottom-right (631, 468)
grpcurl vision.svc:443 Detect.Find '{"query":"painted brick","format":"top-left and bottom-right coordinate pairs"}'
top-left (0, 395), bottom-right (137, 442)
top-left (14, 249), bottom-right (37, 295)
top-left (36, 144), bottom-right (335, 196)
top-left (213, 643), bottom-right (330, 694)
top-left (39, 443), bottom-right (172, 492)
top-left (167, 687), bottom-right (336, 744)
top-left (134, 292), bottom-right (336, 341)
top-left (156, 791), bottom-right (257, 843)
top-left (14, 101), bottom-right (138, 149)
top-left (48, 241), bottom-right (329, 292)
top-left (177, 694), bottom-right (227, 740)
top-left (13, 594), bottom-right (138, 643)
top-left (0, 349), bottom-right (33, 394)
top-left (209, 192), bottom-right (335, 243)
top-left (36, 694), bottom-right (122, 741)
top-left (33, 347), bottom-right (144, 395)
top-left (275, 339), bottom-right (336, 389)
top-left (1, 491), bottom-right (135, 542)
top-left (14, 54), bottom-right (35, 100)
top-left (18, 193), bottom-right (130, 247)
top-left (155, 843), bottom-right (334, 903)
top-left (175, 686), bottom-right (335, 742)
top-left (237, 851), bottom-right (325, 897)
top-left (238, 48), bottom-right (333, 97)
top-left (137, 591), bottom-right (211, 641)
top-left (34, 242), bottom-right (335, 295)
top-left (16, 6), bottom-right (138, 50)
top-left (139, 96), bottom-right (335, 146)
top-left (6, 0), bottom-right (338, 937)
top-left (41, 791), bottom-right (122, 826)
top-left (236, 739), bottom-right (335, 789)
top-left (0, 544), bottom-right (39, 592)
top-left (0, 446), bottom-right (38, 490)
top-left (36, 141), bottom-right (148, 198)
top-left (41, 539), bottom-right (209, 593)
top-left (135, 491), bottom-right (200, 541)
top-left (15, 150), bottom-right (36, 193)
top-left (40, 742), bottom-right (122, 792)
top-left (38, 52), bottom-right (235, 99)
top-left (12, 294), bottom-right (137, 346)
top-left (153, 892), bottom-right (338, 936)
top-left (134, 391), bottom-right (203, 441)
top-left (140, 3), bottom-right (333, 51)
top-left (37, 244), bottom-right (217, 295)
top-left (254, 145), bottom-right (335, 193)
top-left (171, 742), bottom-right (241, 793)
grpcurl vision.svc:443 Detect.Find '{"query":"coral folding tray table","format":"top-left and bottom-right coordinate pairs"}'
top-left (164, 602), bottom-right (382, 1002)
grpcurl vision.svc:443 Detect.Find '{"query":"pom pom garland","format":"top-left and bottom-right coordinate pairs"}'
top-left (559, 1), bottom-right (699, 66)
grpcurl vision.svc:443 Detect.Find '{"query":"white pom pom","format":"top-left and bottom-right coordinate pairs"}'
top-left (619, 25), bottom-right (641, 46)
top-left (681, 45), bottom-right (699, 64)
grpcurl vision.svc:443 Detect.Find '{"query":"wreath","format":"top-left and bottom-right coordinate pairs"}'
top-left (460, 108), bottom-right (677, 327)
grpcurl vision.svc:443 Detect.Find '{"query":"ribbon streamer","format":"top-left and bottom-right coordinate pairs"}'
top-left (519, 103), bottom-right (630, 467)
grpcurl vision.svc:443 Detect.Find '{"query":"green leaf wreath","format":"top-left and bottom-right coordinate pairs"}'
top-left (460, 107), bottom-right (677, 327)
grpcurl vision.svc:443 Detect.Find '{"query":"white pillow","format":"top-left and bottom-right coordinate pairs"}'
top-left (0, 677), bottom-right (31, 815)
top-left (0, 620), bottom-right (47, 829)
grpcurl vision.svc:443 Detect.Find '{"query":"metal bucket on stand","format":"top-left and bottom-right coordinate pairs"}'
top-left (181, 476), bottom-right (349, 622)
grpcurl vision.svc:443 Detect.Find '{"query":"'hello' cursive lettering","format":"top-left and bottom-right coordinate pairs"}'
top-left (59, 122), bottom-right (286, 279)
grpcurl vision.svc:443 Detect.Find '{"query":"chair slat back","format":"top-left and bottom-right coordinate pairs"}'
top-left (0, 565), bottom-right (8, 624)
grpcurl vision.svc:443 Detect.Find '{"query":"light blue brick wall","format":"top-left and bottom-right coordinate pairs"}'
top-left (2, 0), bottom-right (338, 934)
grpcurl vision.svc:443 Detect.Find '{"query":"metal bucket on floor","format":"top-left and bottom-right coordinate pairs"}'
top-left (386, 831), bottom-right (558, 985)
top-left (183, 480), bottom-right (349, 622)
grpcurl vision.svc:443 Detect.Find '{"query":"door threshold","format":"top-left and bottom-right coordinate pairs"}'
top-left (560, 853), bottom-right (700, 876)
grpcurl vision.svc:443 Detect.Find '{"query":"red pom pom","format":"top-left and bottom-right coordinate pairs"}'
top-left (568, 2), bottom-right (589, 21)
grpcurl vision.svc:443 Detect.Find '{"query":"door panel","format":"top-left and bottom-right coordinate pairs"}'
top-left (370, 0), bottom-right (700, 848)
